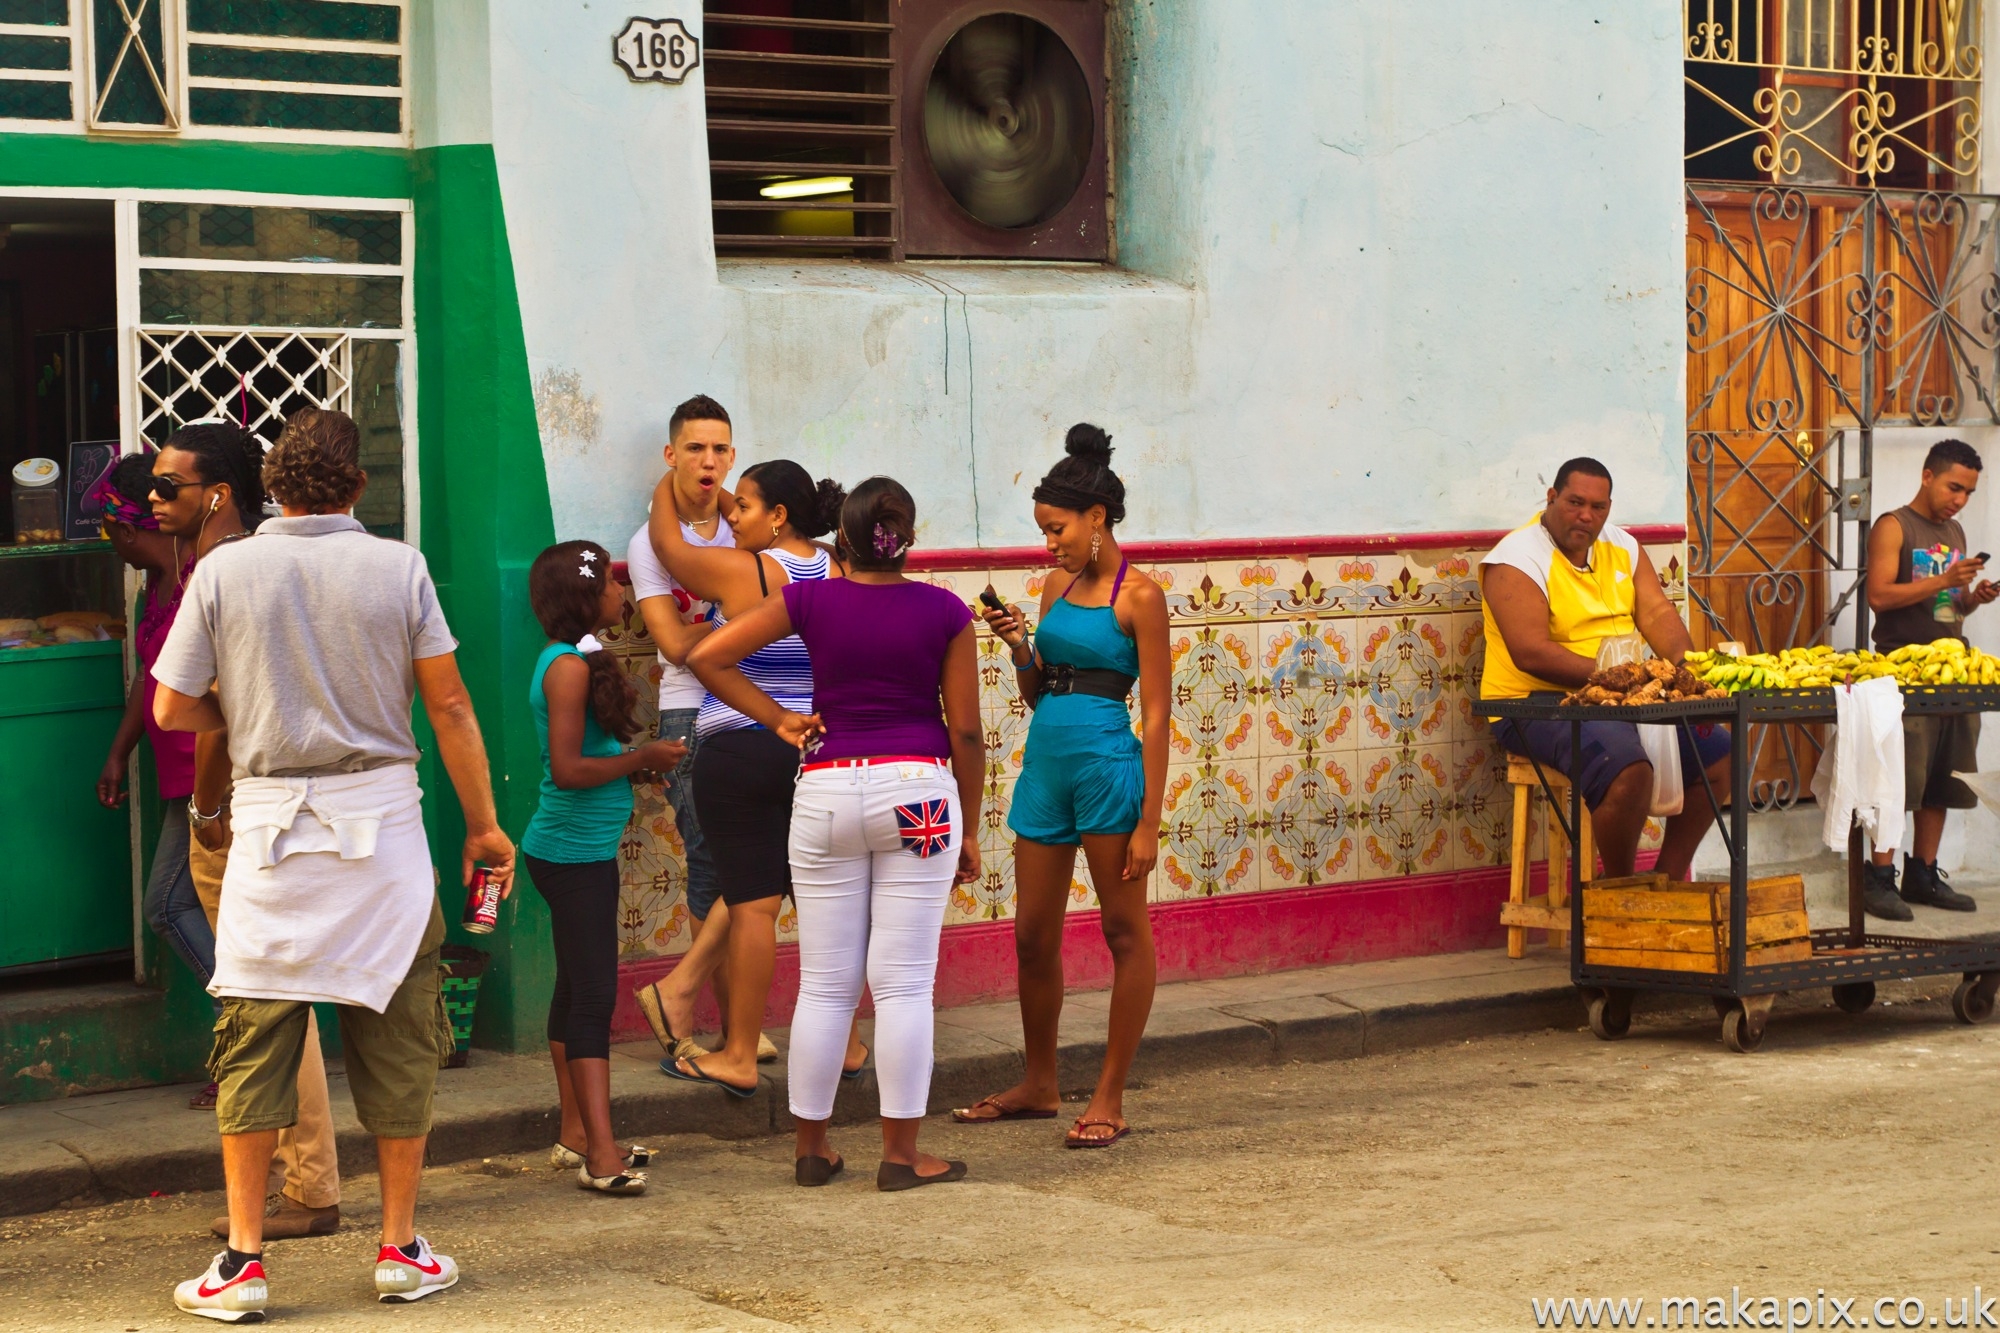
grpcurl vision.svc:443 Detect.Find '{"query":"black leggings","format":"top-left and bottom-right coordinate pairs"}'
top-left (524, 854), bottom-right (619, 1061)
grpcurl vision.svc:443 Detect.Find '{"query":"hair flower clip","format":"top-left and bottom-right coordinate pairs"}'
top-left (872, 523), bottom-right (910, 560)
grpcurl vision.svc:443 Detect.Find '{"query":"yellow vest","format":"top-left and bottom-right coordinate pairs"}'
top-left (1479, 517), bottom-right (1640, 699)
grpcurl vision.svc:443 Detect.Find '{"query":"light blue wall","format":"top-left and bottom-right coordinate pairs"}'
top-left (483, 1), bottom-right (1686, 551)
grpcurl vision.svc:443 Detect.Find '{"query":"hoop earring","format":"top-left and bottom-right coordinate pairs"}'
top-left (771, 522), bottom-right (782, 542)
top-left (1089, 531), bottom-right (1102, 565)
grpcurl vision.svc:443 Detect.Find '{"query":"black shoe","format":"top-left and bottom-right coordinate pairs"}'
top-left (1902, 856), bottom-right (1977, 912)
top-left (1864, 864), bottom-right (1914, 922)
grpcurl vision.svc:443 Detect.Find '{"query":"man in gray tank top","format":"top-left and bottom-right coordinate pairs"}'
top-left (1863, 438), bottom-right (2000, 919)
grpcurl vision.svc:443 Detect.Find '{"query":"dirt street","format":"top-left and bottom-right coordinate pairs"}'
top-left (3, 992), bottom-right (1995, 1331)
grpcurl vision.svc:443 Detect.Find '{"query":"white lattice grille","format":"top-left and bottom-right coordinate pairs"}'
top-left (136, 328), bottom-right (352, 448)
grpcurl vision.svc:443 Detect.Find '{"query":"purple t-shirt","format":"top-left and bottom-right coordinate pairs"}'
top-left (782, 578), bottom-right (973, 762)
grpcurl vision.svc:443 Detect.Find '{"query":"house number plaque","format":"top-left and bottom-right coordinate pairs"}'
top-left (614, 17), bottom-right (699, 84)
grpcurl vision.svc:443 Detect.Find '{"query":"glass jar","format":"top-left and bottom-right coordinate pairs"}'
top-left (11, 458), bottom-right (61, 545)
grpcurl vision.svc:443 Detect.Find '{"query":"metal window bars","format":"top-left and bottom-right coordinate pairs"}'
top-left (136, 328), bottom-right (352, 448)
top-left (1685, 0), bottom-right (1982, 187)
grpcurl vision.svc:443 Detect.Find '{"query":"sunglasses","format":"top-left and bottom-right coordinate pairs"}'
top-left (149, 475), bottom-right (203, 501)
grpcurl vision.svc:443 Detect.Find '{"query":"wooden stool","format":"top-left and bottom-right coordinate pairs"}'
top-left (1500, 755), bottom-right (1595, 958)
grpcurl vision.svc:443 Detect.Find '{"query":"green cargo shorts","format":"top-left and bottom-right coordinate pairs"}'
top-left (209, 941), bottom-right (452, 1139)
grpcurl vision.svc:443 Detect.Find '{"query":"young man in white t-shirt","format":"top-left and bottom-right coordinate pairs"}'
top-left (627, 396), bottom-right (769, 1062)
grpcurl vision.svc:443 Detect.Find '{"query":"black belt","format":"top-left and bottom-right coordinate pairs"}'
top-left (1036, 663), bottom-right (1136, 703)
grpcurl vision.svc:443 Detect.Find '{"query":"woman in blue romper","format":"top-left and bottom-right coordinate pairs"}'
top-left (954, 424), bottom-right (1170, 1148)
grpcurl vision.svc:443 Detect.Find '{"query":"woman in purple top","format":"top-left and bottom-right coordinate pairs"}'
top-left (689, 477), bottom-right (984, 1192)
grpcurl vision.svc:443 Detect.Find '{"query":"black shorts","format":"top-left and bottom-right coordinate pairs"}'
top-left (692, 726), bottom-right (801, 906)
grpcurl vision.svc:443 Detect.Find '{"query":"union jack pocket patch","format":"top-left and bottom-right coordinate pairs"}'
top-left (894, 798), bottom-right (952, 858)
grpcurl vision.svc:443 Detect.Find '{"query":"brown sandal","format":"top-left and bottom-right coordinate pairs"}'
top-left (1064, 1116), bottom-right (1130, 1148)
top-left (187, 1082), bottom-right (218, 1111)
top-left (951, 1094), bottom-right (1059, 1124)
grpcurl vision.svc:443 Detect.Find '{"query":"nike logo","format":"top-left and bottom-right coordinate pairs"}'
top-left (380, 1249), bottom-right (442, 1275)
top-left (196, 1269), bottom-right (265, 1299)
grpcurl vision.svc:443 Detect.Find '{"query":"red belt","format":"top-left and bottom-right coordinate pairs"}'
top-left (799, 754), bottom-right (948, 774)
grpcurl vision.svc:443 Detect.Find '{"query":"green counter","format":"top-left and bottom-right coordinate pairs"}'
top-left (0, 638), bottom-right (133, 972)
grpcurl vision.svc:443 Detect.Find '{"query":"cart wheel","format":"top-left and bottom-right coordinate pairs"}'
top-left (1952, 976), bottom-right (1996, 1025)
top-left (1587, 992), bottom-right (1631, 1041)
top-left (1831, 982), bottom-right (1876, 1015)
top-left (1722, 1006), bottom-right (1764, 1053)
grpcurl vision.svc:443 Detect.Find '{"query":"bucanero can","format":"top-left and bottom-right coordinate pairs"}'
top-left (462, 867), bottom-right (500, 934)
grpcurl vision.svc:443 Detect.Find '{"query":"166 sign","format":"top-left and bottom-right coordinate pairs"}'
top-left (614, 16), bottom-right (699, 84)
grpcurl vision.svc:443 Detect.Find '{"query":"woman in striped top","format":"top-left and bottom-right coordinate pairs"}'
top-left (649, 459), bottom-right (847, 1097)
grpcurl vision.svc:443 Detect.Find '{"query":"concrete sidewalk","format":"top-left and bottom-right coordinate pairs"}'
top-left (0, 947), bottom-right (1590, 1218)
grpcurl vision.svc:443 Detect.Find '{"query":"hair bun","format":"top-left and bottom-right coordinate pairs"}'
top-left (1064, 422), bottom-right (1113, 466)
top-left (810, 477), bottom-right (848, 538)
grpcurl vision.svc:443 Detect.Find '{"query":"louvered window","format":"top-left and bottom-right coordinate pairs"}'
top-left (704, 0), bottom-right (1109, 262)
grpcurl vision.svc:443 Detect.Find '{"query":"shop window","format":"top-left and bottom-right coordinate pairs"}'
top-left (705, 0), bottom-right (1109, 261)
top-left (134, 199), bottom-right (410, 536)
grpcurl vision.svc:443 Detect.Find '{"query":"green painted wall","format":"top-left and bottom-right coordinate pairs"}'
top-left (412, 142), bottom-right (556, 1052)
top-left (0, 132), bottom-right (561, 1100)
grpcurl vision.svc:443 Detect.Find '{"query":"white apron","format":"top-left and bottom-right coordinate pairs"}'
top-left (208, 764), bottom-right (434, 1013)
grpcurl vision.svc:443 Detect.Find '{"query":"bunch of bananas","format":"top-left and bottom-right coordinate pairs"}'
top-left (1683, 638), bottom-right (2000, 692)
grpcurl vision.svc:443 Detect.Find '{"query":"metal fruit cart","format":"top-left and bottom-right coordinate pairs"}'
top-left (1485, 687), bottom-right (2000, 1052)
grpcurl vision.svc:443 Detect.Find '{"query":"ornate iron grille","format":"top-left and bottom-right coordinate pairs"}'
top-left (1685, 0), bottom-right (1981, 187)
top-left (1686, 181), bottom-right (2000, 805)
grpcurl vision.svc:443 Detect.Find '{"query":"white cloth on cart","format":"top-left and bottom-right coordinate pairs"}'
top-left (1809, 676), bottom-right (1905, 857)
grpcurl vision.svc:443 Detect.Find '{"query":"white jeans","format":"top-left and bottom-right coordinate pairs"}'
top-left (787, 761), bottom-right (962, 1121)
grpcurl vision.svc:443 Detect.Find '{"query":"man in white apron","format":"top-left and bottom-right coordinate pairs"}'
top-left (154, 408), bottom-right (516, 1323)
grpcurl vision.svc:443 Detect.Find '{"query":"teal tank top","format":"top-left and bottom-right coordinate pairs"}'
top-left (522, 642), bottom-right (632, 863)
top-left (1029, 577), bottom-right (1142, 738)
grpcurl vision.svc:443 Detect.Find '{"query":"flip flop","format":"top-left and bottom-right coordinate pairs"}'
top-left (841, 1043), bottom-right (871, 1082)
top-left (659, 1054), bottom-right (759, 1099)
top-left (1064, 1116), bottom-right (1130, 1149)
top-left (950, 1094), bottom-right (1059, 1124)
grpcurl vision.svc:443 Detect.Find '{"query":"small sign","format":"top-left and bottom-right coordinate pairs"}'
top-left (615, 16), bottom-right (699, 84)
top-left (64, 440), bottom-right (120, 541)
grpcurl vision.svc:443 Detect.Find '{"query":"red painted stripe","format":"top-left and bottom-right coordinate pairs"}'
top-left (610, 525), bottom-right (1686, 586)
top-left (609, 858), bottom-right (1603, 1039)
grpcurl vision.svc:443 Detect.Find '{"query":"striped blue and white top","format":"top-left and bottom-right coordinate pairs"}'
top-left (694, 547), bottom-right (832, 739)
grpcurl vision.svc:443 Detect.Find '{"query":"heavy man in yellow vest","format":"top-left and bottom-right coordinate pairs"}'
top-left (1480, 458), bottom-right (1731, 880)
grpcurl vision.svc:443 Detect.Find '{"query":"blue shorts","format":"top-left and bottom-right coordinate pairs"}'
top-left (1490, 713), bottom-right (1731, 810)
top-left (1007, 724), bottom-right (1144, 846)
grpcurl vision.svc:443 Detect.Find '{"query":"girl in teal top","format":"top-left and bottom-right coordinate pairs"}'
top-left (522, 541), bottom-right (685, 1196)
top-left (956, 424), bottom-right (1170, 1151)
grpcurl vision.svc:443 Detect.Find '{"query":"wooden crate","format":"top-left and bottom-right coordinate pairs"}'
top-left (1582, 872), bottom-right (1812, 973)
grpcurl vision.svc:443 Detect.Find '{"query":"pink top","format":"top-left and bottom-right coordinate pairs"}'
top-left (135, 565), bottom-right (197, 800)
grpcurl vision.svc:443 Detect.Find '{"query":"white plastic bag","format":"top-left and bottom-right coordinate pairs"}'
top-left (1638, 725), bottom-right (1685, 817)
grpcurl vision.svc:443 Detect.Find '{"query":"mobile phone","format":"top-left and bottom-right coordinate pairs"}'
top-left (979, 589), bottom-right (1007, 612)
top-left (1978, 552), bottom-right (1991, 563)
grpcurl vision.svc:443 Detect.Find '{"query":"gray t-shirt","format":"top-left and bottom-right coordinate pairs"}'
top-left (153, 514), bottom-right (459, 780)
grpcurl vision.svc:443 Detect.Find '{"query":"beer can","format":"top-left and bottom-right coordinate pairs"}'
top-left (462, 867), bottom-right (500, 934)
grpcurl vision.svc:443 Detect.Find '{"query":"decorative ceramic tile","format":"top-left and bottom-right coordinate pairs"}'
top-left (1451, 736), bottom-right (1512, 872)
top-left (1168, 624), bottom-right (1257, 761)
top-left (1356, 613), bottom-right (1454, 749)
top-left (1356, 743), bottom-right (1455, 878)
top-left (604, 541), bottom-right (1608, 961)
top-left (1258, 617), bottom-right (1358, 757)
top-left (1159, 760), bottom-right (1259, 899)
top-left (1256, 752), bottom-right (1358, 890)
top-left (1646, 543), bottom-right (1688, 603)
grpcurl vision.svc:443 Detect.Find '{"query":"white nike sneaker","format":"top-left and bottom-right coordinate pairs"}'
top-left (173, 1251), bottom-right (270, 1323)
top-left (374, 1235), bottom-right (459, 1303)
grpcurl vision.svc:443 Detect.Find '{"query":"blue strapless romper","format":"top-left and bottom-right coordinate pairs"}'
top-left (1007, 572), bottom-right (1144, 845)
